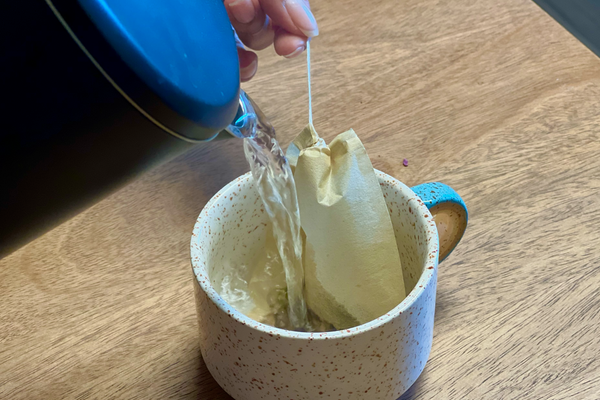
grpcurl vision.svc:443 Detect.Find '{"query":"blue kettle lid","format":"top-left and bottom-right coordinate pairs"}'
top-left (77, 0), bottom-right (240, 139)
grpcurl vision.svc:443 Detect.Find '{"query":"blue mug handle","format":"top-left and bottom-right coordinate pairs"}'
top-left (411, 182), bottom-right (468, 262)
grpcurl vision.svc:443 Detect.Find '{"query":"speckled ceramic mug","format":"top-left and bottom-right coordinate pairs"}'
top-left (191, 171), bottom-right (467, 400)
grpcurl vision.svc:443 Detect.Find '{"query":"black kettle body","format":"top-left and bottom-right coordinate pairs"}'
top-left (0, 0), bottom-right (241, 257)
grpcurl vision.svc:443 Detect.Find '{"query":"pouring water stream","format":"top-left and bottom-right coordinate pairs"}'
top-left (225, 41), bottom-right (317, 330)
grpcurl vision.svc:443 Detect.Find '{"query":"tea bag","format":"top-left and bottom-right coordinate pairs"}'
top-left (287, 124), bottom-right (406, 330)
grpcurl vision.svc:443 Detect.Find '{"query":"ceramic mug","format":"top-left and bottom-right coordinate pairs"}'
top-left (191, 170), bottom-right (467, 400)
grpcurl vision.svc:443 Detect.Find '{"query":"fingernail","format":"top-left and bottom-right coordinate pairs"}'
top-left (284, 46), bottom-right (305, 59)
top-left (240, 59), bottom-right (258, 81)
top-left (284, 0), bottom-right (319, 38)
top-left (229, 0), bottom-right (255, 24)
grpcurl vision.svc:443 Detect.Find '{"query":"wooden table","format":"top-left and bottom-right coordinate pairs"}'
top-left (2, 0), bottom-right (600, 399)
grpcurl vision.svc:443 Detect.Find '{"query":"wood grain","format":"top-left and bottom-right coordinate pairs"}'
top-left (2, 0), bottom-right (600, 398)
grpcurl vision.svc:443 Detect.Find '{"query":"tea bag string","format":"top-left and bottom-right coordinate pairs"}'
top-left (307, 39), bottom-right (313, 126)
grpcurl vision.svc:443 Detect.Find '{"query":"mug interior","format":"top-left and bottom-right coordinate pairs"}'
top-left (191, 170), bottom-right (438, 337)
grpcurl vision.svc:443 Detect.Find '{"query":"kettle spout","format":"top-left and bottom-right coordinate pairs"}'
top-left (225, 90), bottom-right (275, 139)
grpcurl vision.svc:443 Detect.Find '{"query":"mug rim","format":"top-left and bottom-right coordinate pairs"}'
top-left (190, 170), bottom-right (439, 340)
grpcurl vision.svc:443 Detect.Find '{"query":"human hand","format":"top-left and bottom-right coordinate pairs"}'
top-left (223, 0), bottom-right (319, 82)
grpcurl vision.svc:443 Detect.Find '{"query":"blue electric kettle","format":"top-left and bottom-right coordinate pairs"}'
top-left (0, 0), bottom-right (256, 257)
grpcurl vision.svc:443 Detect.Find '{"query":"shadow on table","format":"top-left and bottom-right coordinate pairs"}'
top-left (191, 352), bottom-right (233, 400)
top-left (397, 368), bottom-right (428, 400)
top-left (168, 138), bottom-right (249, 213)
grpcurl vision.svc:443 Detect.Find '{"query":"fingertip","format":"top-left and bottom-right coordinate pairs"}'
top-left (283, 0), bottom-right (319, 38)
top-left (241, 63), bottom-right (257, 82)
top-left (259, 0), bottom-right (304, 38)
top-left (236, 16), bottom-right (275, 51)
top-left (274, 31), bottom-right (307, 58)
top-left (238, 48), bottom-right (258, 81)
top-left (225, 0), bottom-right (256, 24)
